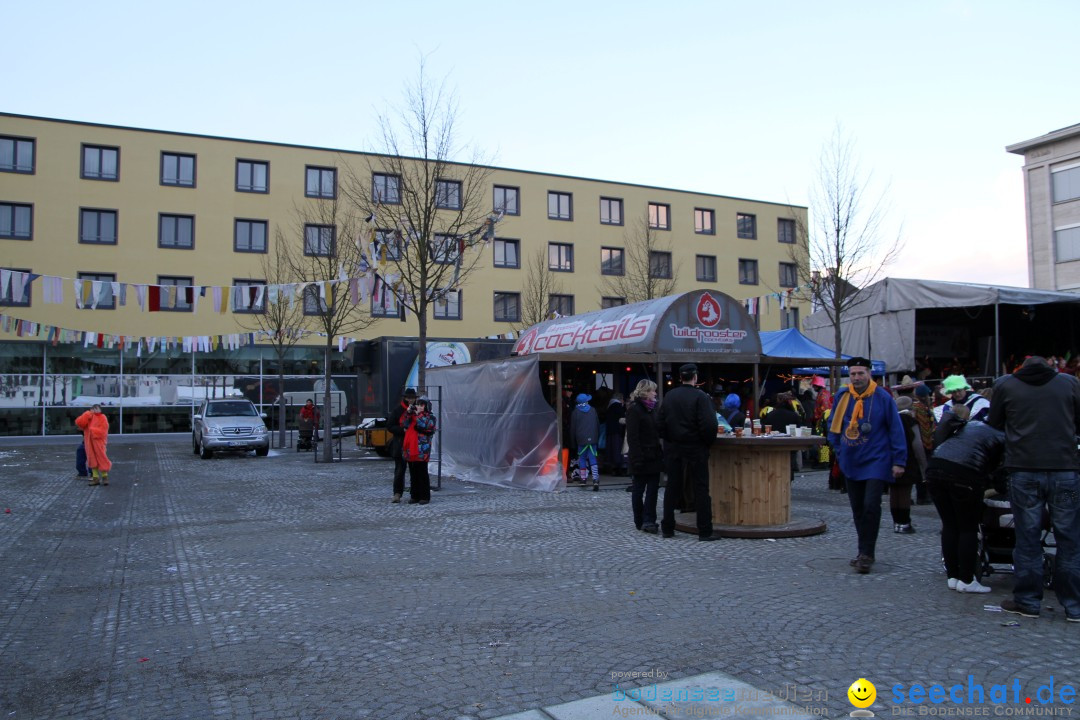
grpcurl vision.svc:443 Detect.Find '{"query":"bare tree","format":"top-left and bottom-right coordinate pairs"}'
top-left (343, 58), bottom-right (495, 391)
top-left (276, 197), bottom-right (376, 461)
top-left (236, 241), bottom-right (309, 447)
top-left (789, 125), bottom-right (903, 378)
top-left (597, 214), bottom-right (679, 303)
top-left (513, 247), bottom-right (566, 334)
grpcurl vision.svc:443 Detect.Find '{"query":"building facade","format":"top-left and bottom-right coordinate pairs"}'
top-left (0, 113), bottom-right (808, 435)
top-left (1007, 123), bottom-right (1080, 292)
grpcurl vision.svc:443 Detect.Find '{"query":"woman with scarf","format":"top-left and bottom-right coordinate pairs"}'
top-left (827, 358), bottom-right (907, 574)
top-left (401, 397), bottom-right (437, 505)
top-left (625, 379), bottom-right (663, 533)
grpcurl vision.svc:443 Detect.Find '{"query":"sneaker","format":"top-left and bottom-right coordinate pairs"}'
top-left (947, 578), bottom-right (959, 590)
top-left (855, 555), bottom-right (874, 574)
top-left (894, 523), bottom-right (916, 534)
top-left (1000, 599), bottom-right (1039, 618)
top-left (956, 579), bottom-right (991, 593)
top-left (641, 524), bottom-right (658, 534)
top-left (391, 494), bottom-right (402, 504)
top-left (1066, 615), bottom-right (1080, 623)
top-left (592, 483), bottom-right (599, 492)
top-left (698, 534), bottom-right (721, 542)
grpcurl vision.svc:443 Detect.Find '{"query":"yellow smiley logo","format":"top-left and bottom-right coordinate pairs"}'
top-left (848, 678), bottom-right (876, 708)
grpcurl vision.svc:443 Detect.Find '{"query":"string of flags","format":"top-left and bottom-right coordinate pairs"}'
top-left (742, 282), bottom-right (815, 316)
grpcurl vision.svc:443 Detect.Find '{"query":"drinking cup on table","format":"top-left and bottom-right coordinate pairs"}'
top-left (786, 424), bottom-right (796, 436)
top-left (764, 425), bottom-right (772, 434)
top-left (734, 427), bottom-right (743, 438)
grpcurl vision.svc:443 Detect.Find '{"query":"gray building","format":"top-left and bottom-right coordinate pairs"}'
top-left (1007, 123), bottom-right (1080, 292)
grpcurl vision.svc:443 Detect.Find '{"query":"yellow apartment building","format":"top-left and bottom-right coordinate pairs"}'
top-left (0, 113), bottom-right (808, 436)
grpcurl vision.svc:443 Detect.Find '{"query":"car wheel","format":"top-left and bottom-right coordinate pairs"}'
top-left (199, 438), bottom-right (213, 460)
top-left (255, 445), bottom-right (269, 457)
top-left (193, 434), bottom-right (200, 454)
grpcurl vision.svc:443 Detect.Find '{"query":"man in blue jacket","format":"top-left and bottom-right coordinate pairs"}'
top-left (828, 358), bottom-right (907, 574)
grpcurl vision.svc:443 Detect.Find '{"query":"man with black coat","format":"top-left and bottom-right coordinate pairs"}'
top-left (988, 356), bottom-right (1080, 619)
top-left (658, 364), bottom-right (720, 541)
top-left (387, 387), bottom-right (417, 503)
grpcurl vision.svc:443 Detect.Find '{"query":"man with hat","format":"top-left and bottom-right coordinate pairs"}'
top-left (658, 363), bottom-right (720, 541)
top-left (941, 375), bottom-right (990, 423)
top-left (827, 357), bottom-right (907, 573)
top-left (387, 387), bottom-right (418, 503)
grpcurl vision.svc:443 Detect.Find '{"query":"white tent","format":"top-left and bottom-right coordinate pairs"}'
top-left (803, 277), bottom-right (1080, 374)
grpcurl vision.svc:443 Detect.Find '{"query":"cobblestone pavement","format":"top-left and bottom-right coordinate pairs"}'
top-left (0, 439), bottom-right (1076, 720)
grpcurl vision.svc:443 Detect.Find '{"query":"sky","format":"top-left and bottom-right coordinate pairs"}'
top-left (5, 0), bottom-right (1079, 289)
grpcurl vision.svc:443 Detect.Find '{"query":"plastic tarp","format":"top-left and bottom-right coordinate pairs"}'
top-left (427, 354), bottom-right (563, 492)
top-left (802, 277), bottom-right (1080, 373)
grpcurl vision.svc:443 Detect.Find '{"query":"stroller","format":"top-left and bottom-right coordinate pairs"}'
top-left (297, 417), bottom-right (316, 452)
top-left (978, 487), bottom-right (1056, 589)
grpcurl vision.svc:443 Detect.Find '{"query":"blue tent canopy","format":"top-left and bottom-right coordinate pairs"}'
top-left (760, 328), bottom-right (887, 375)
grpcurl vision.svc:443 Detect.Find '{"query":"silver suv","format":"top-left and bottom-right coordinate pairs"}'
top-left (192, 399), bottom-right (270, 459)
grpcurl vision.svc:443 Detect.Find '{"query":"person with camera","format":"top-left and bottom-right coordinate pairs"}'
top-left (387, 388), bottom-right (417, 503)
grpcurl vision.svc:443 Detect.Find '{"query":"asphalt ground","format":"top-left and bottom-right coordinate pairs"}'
top-left (0, 438), bottom-right (1077, 720)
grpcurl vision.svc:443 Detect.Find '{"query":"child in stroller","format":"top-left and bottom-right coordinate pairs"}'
top-left (979, 482), bottom-right (1056, 589)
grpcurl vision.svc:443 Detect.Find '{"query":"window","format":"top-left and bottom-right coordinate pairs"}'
top-left (374, 229), bottom-right (402, 260)
top-left (696, 255), bottom-right (717, 282)
top-left (79, 209), bottom-right (118, 245)
top-left (303, 284), bottom-right (331, 316)
top-left (158, 276), bottom-right (194, 312)
top-left (0, 203), bottom-right (33, 240)
top-left (0, 136), bottom-right (34, 173)
top-left (433, 289), bottom-right (462, 320)
top-left (431, 234), bottom-right (460, 265)
top-left (234, 219), bottom-right (268, 253)
top-left (548, 242), bottom-right (573, 272)
top-left (601, 247), bottom-right (624, 275)
top-left (694, 208), bottom-right (714, 235)
top-left (305, 166), bottom-right (336, 198)
top-left (548, 191), bottom-right (572, 220)
top-left (493, 238), bottom-right (520, 268)
top-left (737, 213), bottom-right (757, 239)
top-left (161, 152), bottom-right (195, 187)
top-left (1055, 225), bottom-right (1080, 263)
top-left (494, 292), bottom-right (520, 322)
top-left (648, 202), bottom-right (671, 230)
top-left (81, 145), bottom-right (119, 181)
top-left (600, 197), bottom-right (623, 225)
top-left (304, 224), bottom-right (334, 256)
top-left (236, 160), bottom-right (269, 193)
top-left (779, 262), bottom-right (798, 288)
top-left (549, 294), bottom-right (574, 317)
top-left (435, 179), bottom-right (462, 210)
top-left (601, 297), bottom-right (626, 309)
top-left (77, 272), bottom-right (116, 309)
top-left (778, 218), bottom-right (796, 244)
top-left (649, 251), bottom-right (672, 279)
top-left (232, 279), bottom-right (266, 313)
top-left (372, 173), bottom-right (401, 204)
top-left (159, 214), bottom-right (194, 249)
top-left (370, 284), bottom-right (400, 318)
top-left (1052, 163), bottom-right (1080, 204)
top-left (781, 307), bottom-right (800, 331)
top-left (739, 258), bottom-right (759, 285)
top-left (0, 267), bottom-right (32, 307)
top-left (493, 185), bottom-right (519, 215)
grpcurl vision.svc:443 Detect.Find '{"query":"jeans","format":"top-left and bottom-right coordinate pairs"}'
top-left (661, 446), bottom-right (712, 537)
top-left (632, 473), bottom-right (660, 529)
top-left (1008, 470), bottom-right (1080, 617)
top-left (846, 478), bottom-right (886, 559)
top-left (928, 472), bottom-right (983, 583)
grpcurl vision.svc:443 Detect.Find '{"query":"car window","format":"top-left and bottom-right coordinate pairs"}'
top-left (206, 401), bottom-right (257, 417)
